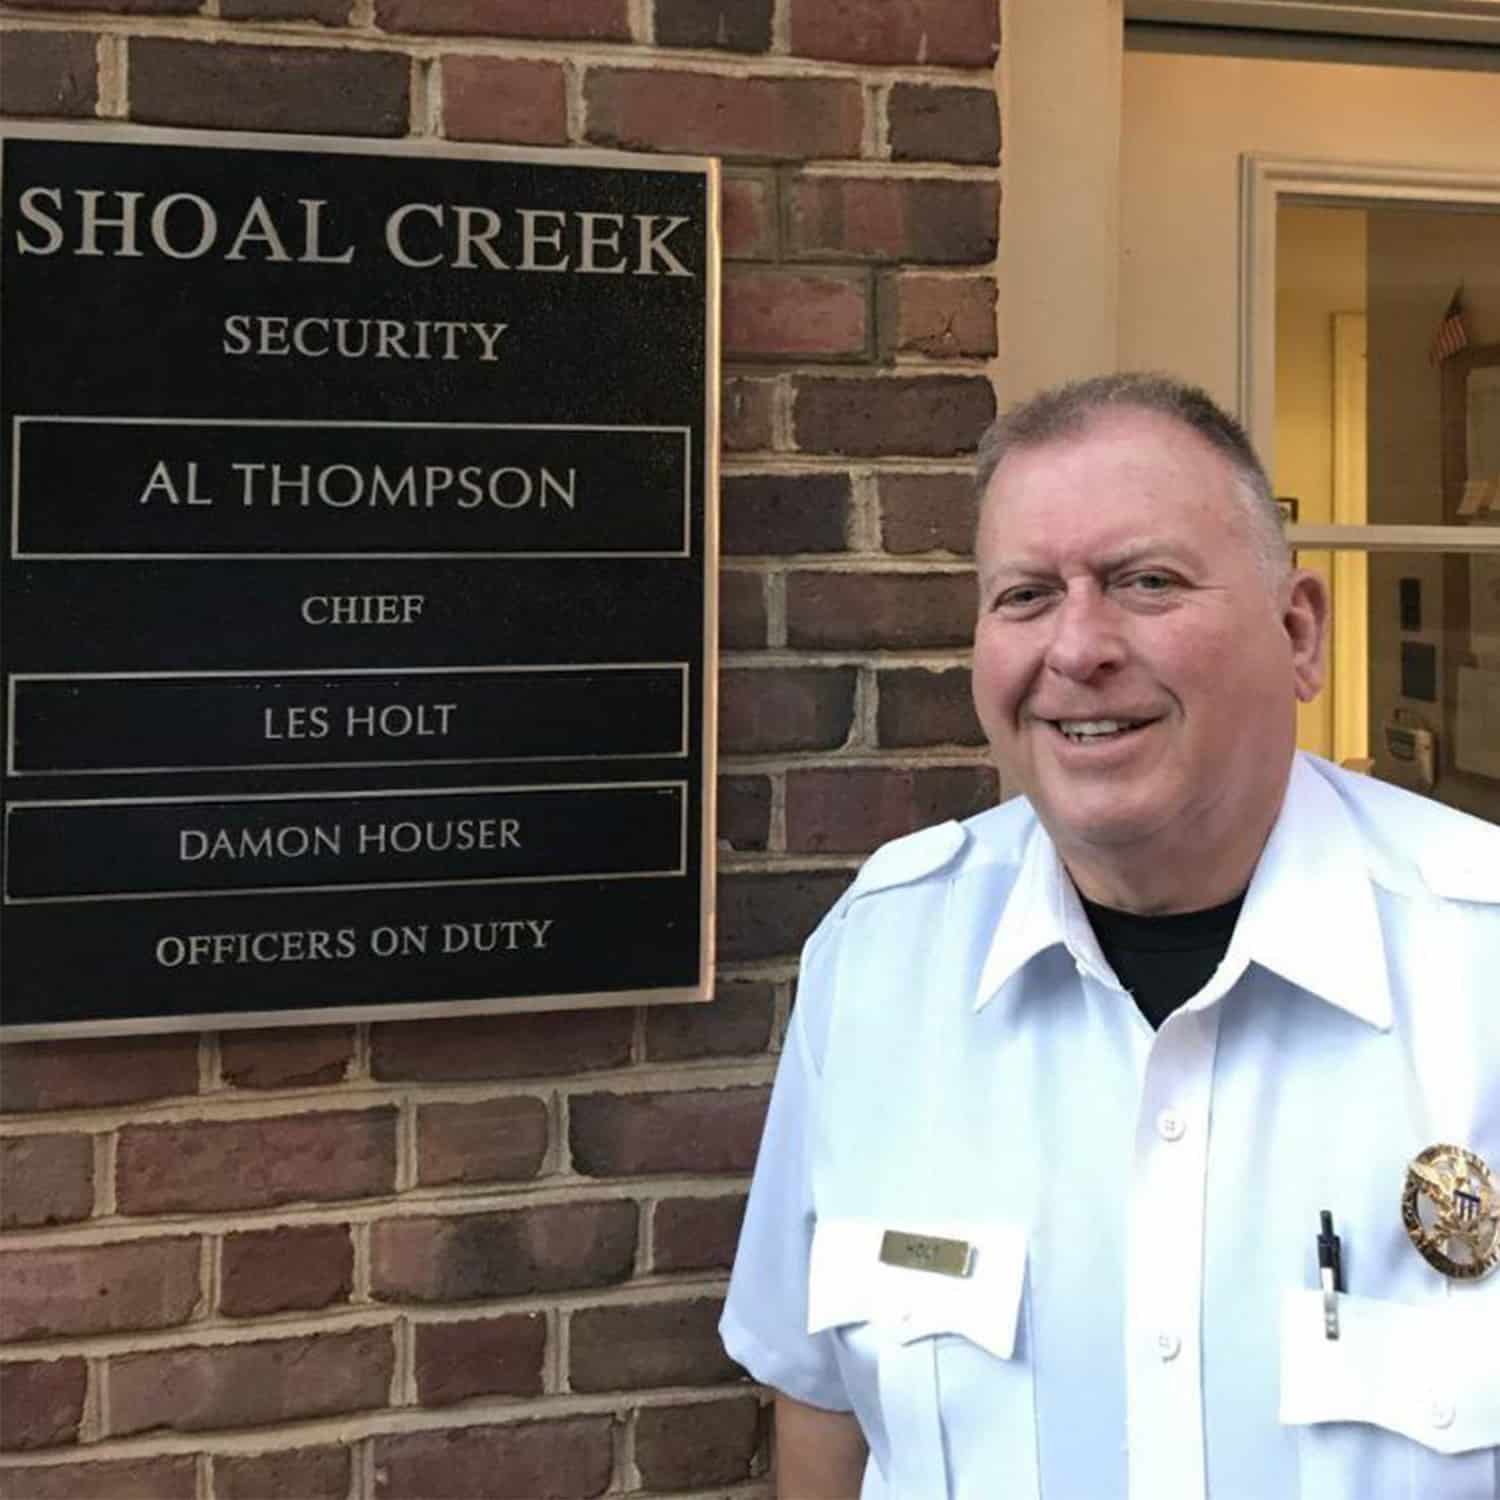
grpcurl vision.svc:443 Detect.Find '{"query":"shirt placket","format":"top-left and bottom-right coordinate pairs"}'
top-left (1126, 998), bottom-right (1221, 1500)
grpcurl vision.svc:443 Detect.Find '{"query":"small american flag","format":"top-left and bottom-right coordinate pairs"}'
top-left (1430, 287), bottom-right (1469, 366)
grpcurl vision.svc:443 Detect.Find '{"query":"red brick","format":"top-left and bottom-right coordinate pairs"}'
top-left (720, 668), bottom-right (856, 755)
top-left (0, 1238), bottom-right (199, 1344)
top-left (117, 1109), bottom-right (395, 1215)
top-left (375, 0), bottom-right (628, 39)
top-left (0, 1135), bottom-right (92, 1229)
top-left (371, 1201), bottom-right (636, 1303)
top-left (878, 273), bottom-right (997, 360)
top-left (653, 1194), bottom-right (748, 1273)
top-left (586, 69), bottom-right (862, 161)
top-left (371, 1009), bottom-right (632, 1083)
top-left (719, 570), bottom-right (767, 650)
top-left (794, 374), bottom-right (995, 457)
top-left (889, 83), bottom-right (1000, 165)
top-left (416, 1095), bottom-right (549, 1187)
top-left (788, 0), bottom-right (997, 65)
top-left (786, 570), bottom-right (975, 649)
top-left (219, 1026), bottom-right (353, 1090)
top-left (656, 0), bottom-right (772, 52)
top-left (215, 1446), bottom-right (350, 1500)
top-left (414, 1313), bottom-right (546, 1405)
top-left (646, 981), bottom-right (773, 1061)
top-left (724, 268), bottom-right (868, 360)
top-left (128, 39), bottom-right (408, 135)
top-left (0, 30), bottom-right (97, 116)
top-left (0, 1456), bottom-right (197, 1500)
top-left (442, 56), bottom-right (568, 145)
top-left (718, 870), bottom-right (851, 963)
top-left (0, 1035), bottom-right (197, 1114)
top-left (878, 666), bottom-right (985, 747)
top-left (723, 376), bottom-right (777, 452)
top-left (220, 1224), bottom-right (353, 1318)
top-left (0, 1360), bottom-right (86, 1451)
top-left (570, 1088), bottom-right (767, 1176)
top-left (786, 765), bottom-right (995, 853)
top-left (723, 472), bottom-right (850, 555)
top-left (1, 0), bottom-right (192, 10)
top-left (222, 0), bottom-right (349, 19)
top-left (786, 175), bottom-right (998, 264)
top-left (635, 1396), bottom-right (762, 1489)
top-left (722, 172), bottom-right (777, 259)
top-left (570, 1297), bottom-right (739, 1392)
top-left (108, 1326), bottom-right (392, 1436)
top-left (879, 471), bottom-right (976, 555)
top-left (372, 1417), bottom-right (614, 1499)
top-left (716, 776), bottom-right (772, 854)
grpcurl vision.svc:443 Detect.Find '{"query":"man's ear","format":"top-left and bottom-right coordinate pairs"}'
top-left (1284, 569), bottom-right (1330, 704)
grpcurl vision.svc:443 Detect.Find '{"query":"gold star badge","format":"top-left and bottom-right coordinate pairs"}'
top-left (1402, 1144), bottom-right (1500, 1280)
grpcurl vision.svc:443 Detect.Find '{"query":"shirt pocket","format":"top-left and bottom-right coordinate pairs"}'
top-left (1280, 1288), bottom-right (1500, 1500)
top-left (808, 1217), bottom-right (1038, 1500)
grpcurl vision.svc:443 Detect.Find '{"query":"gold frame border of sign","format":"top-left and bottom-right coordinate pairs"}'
top-left (0, 123), bottom-right (722, 1038)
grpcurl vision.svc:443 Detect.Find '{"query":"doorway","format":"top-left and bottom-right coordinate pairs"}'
top-left (1117, 39), bottom-right (1500, 823)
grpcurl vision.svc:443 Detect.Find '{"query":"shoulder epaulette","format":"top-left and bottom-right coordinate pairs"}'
top-left (1416, 834), bottom-right (1500, 904)
top-left (841, 820), bottom-right (967, 908)
top-left (1317, 756), bottom-right (1500, 906)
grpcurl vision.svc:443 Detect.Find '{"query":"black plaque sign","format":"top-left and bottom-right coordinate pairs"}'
top-left (0, 125), bottom-right (719, 1036)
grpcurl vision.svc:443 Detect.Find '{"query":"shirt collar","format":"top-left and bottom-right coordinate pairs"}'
top-left (1220, 754), bottom-right (1392, 1030)
top-left (974, 819), bottom-right (1106, 1010)
top-left (973, 755), bottom-right (1393, 1030)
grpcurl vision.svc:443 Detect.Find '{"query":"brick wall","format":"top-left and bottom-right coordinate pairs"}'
top-left (0, 1), bottom-right (1000, 1494)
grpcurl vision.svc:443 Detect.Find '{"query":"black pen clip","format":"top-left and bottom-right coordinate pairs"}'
top-left (1317, 1210), bottom-right (1343, 1340)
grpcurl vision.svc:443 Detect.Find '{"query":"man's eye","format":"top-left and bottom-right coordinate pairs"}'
top-left (1124, 572), bottom-right (1175, 593)
top-left (994, 585), bottom-right (1049, 611)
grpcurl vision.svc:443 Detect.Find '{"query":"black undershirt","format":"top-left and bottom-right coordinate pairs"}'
top-left (1079, 891), bottom-right (1246, 1029)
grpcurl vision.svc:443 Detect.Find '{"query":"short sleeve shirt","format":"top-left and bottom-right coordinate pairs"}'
top-left (721, 755), bottom-right (1500, 1500)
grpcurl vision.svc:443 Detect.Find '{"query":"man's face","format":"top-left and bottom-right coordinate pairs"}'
top-left (972, 407), bottom-right (1326, 909)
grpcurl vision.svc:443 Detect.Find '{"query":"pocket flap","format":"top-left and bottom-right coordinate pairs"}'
top-left (807, 1216), bottom-right (1026, 1360)
top-left (1280, 1288), bottom-right (1500, 1456)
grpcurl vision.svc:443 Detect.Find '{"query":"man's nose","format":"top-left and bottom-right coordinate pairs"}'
top-left (1043, 585), bottom-right (1124, 681)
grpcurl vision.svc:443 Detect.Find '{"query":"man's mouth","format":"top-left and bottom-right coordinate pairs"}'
top-left (1049, 717), bottom-right (1152, 744)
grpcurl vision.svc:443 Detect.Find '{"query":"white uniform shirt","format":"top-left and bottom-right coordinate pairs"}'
top-left (722, 755), bottom-right (1500, 1500)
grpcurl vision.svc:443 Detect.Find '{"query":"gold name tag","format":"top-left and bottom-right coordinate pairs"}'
top-left (879, 1229), bottom-right (974, 1278)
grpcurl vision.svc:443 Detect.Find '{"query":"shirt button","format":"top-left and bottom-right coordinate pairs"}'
top-left (1155, 1332), bottom-right (1182, 1361)
top-left (1429, 1398), bottom-right (1455, 1429)
top-left (1156, 1109), bottom-right (1186, 1142)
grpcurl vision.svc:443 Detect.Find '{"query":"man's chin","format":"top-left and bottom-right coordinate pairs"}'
top-left (1035, 791), bottom-right (1176, 857)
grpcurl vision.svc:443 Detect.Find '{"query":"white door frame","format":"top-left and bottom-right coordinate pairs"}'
top-left (1128, 0), bottom-right (1500, 46)
top-left (1236, 151), bottom-right (1500, 480)
top-left (998, 4), bottom-right (1500, 560)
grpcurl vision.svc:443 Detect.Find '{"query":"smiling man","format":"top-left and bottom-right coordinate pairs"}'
top-left (970, 383), bottom-right (1325, 918)
top-left (722, 374), bottom-right (1500, 1500)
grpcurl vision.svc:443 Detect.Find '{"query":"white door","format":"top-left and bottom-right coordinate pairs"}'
top-left (1118, 43), bottom-right (1500, 428)
top-left (1115, 40), bottom-right (1500, 817)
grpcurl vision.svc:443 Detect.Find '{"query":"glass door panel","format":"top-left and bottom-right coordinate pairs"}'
top-left (1276, 199), bottom-right (1500, 825)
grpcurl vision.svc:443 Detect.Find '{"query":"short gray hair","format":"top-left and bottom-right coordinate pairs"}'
top-left (975, 372), bottom-right (1290, 581)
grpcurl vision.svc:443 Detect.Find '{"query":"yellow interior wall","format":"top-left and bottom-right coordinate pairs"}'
top-left (1275, 204), bottom-right (1367, 758)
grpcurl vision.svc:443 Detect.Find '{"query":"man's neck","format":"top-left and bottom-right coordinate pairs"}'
top-left (1055, 814), bottom-right (1275, 916)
